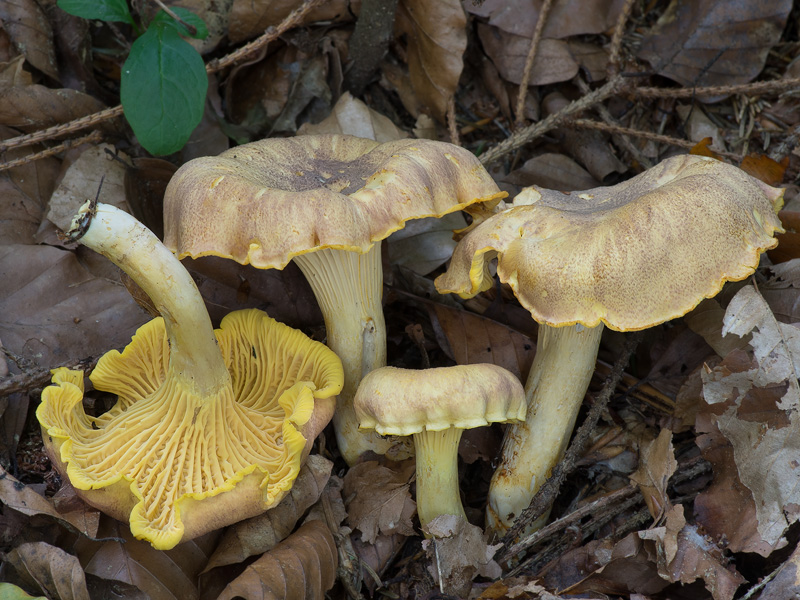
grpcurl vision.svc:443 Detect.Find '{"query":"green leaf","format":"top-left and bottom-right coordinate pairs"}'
top-left (152, 6), bottom-right (209, 40)
top-left (120, 23), bottom-right (208, 155)
top-left (57, 0), bottom-right (134, 25)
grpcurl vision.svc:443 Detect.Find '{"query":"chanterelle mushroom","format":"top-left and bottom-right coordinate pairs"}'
top-left (353, 364), bottom-right (525, 531)
top-left (37, 202), bottom-right (343, 550)
top-left (162, 134), bottom-right (505, 465)
top-left (435, 155), bottom-right (785, 536)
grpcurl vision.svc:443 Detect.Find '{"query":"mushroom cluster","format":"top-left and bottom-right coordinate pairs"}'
top-left (436, 154), bottom-right (785, 535)
top-left (162, 134), bottom-right (506, 465)
top-left (37, 201), bottom-right (343, 550)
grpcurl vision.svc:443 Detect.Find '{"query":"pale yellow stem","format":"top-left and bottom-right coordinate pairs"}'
top-left (486, 323), bottom-right (603, 536)
top-left (67, 201), bottom-right (230, 397)
top-left (294, 246), bottom-right (394, 464)
top-left (414, 427), bottom-right (465, 531)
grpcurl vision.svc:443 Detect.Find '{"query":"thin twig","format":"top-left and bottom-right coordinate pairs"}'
top-left (151, 0), bottom-right (197, 36)
top-left (606, 0), bottom-right (636, 78)
top-left (568, 118), bottom-right (743, 161)
top-left (480, 75), bottom-right (626, 166)
top-left (0, 0), bottom-right (324, 155)
top-left (500, 331), bottom-right (642, 545)
top-left (634, 77), bottom-right (800, 99)
top-left (514, 0), bottom-right (554, 127)
top-left (0, 131), bottom-right (103, 172)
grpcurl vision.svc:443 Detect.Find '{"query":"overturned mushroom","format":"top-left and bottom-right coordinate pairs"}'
top-left (37, 202), bottom-right (343, 550)
top-left (353, 364), bottom-right (525, 531)
top-left (435, 155), bottom-right (784, 535)
top-left (163, 134), bottom-right (505, 465)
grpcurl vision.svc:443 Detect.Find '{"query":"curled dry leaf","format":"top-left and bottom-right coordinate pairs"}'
top-left (395, 0), bottom-right (467, 121)
top-left (702, 285), bottom-right (800, 546)
top-left (422, 514), bottom-right (501, 598)
top-left (297, 91), bottom-right (407, 142)
top-left (638, 505), bottom-right (745, 600)
top-left (216, 520), bottom-right (337, 600)
top-left (466, 0), bottom-right (627, 39)
top-left (0, 85), bottom-right (106, 132)
top-left (637, 0), bottom-right (793, 92)
top-left (343, 460), bottom-right (416, 544)
top-left (204, 454), bottom-right (333, 572)
top-left (0, 0), bottom-right (59, 81)
top-left (5, 542), bottom-right (89, 600)
top-left (629, 429), bottom-right (677, 522)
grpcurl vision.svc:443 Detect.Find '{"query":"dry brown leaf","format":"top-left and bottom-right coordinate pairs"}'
top-left (758, 540), bottom-right (800, 599)
top-left (387, 212), bottom-right (467, 276)
top-left (298, 91), bottom-right (407, 142)
top-left (343, 460), bottom-right (416, 543)
top-left (769, 211), bottom-right (800, 264)
top-left (0, 244), bottom-right (150, 375)
top-left (5, 542), bottom-right (89, 600)
top-left (740, 154), bottom-right (788, 187)
top-left (395, 0), bottom-right (467, 120)
top-left (466, 0), bottom-right (627, 39)
top-left (0, 0), bottom-right (59, 81)
top-left (477, 25), bottom-right (577, 87)
top-left (227, 0), bottom-right (350, 44)
top-left (637, 0), bottom-right (793, 92)
top-left (638, 505), bottom-right (745, 600)
top-left (694, 354), bottom-right (783, 556)
top-left (502, 153), bottom-right (600, 192)
top-left (422, 514), bottom-right (501, 597)
top-left (0, 85), bottom-right (106, 132)
top-left (427, 302), bottom-right (535, 382)
top-left (215, 520), bottom-right (337, 600)
top-left (702, 285), bottom-right (800, 546)
top-left (0, 465), bottom-right (98, 538)
top-left (76, 515), bottom-right (214, 600)
top-left (203, 454), bottom-right (333, 572)
top-left (629, 429), bottom-right (677, 522)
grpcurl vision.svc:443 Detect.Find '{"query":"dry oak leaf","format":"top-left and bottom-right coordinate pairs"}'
top-left (639, 504), bottom-right (745, 600)
top-left (629, 428), bottom-right (677, 522)
top-left (216, 520), bottom-right (337, 600)
top-left (343, 460), bottom-right (416, 544)
top-left (395, 0), bottom-right (467, 121)
top-left (203, 454), bottom-right (333, 572)
top-left (637, 0), bottom-right (793, 93)
top-left (702, 284), bottom-right (800, 546)
top-left (4, 542), bottom-right (89, 600)
top-left (0, 0), bottom-right (59, 81)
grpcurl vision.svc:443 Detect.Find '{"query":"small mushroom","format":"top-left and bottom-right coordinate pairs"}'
top-left (435, 155), bottom-right (785, 535)
top-left (37, 202), bottom-right (343, 550)
top-left (353, 364), bottom-right (525, 530)
top-left (162, 134), bottom-right (505, 465)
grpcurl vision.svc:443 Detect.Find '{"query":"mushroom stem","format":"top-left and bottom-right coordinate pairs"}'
top-left (413, 427), bottom-right (466, 531)
top-left (67, 201), bottom-right (230, 397)
top-left (486, 323), bottom-right (603, 535)
top-left (294, 246), bottom-right (394, 464)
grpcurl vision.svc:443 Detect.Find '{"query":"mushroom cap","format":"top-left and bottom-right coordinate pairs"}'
top-left (162, 134), bottom-right (506, 268)
top-left (37, 308), bottom-right (343, 550)
top-left (435, 155), bottom-right (785, 331)
top-left (354, 364), bottom-right (526, 436)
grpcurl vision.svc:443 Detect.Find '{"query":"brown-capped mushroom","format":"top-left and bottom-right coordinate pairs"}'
top-left (354, 364), bottom-right (525, 531)
top-left (162, 134), bottom-right (505, 465)
top-left (435, 155), bottom-right (785, 535)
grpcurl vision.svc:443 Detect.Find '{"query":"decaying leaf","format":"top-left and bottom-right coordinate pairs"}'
top-left (502, 153), bottom-right (600, 191)
top-left (395, 0), bottom-right (467, 120)
top-left (637, 0), bottom-right (792, 92)
top-left (5, 542), bottom-right (90, 600)
top-left (702, 284), bottom-right (800, 546)
top-left (639, 505), bottom-right (745, 600)
top-left (343, 460), bottom-right (416, 544)
top-left (298, 91), bottom-right (406, 142)
top-left (0, 85), bottom-right (106, 132)
top-left (422, 514), bottom-right (501, 597)
top-left (0, 0), bottom-right (59, 82)
top-left (387, 213), bottom-right (467, 276)
top-left (204, 454), bottom-right (333, 572)
top-left (215, 520), bottom-right (337, 600)
top-left (629, 428), bottom-right (677, 521)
